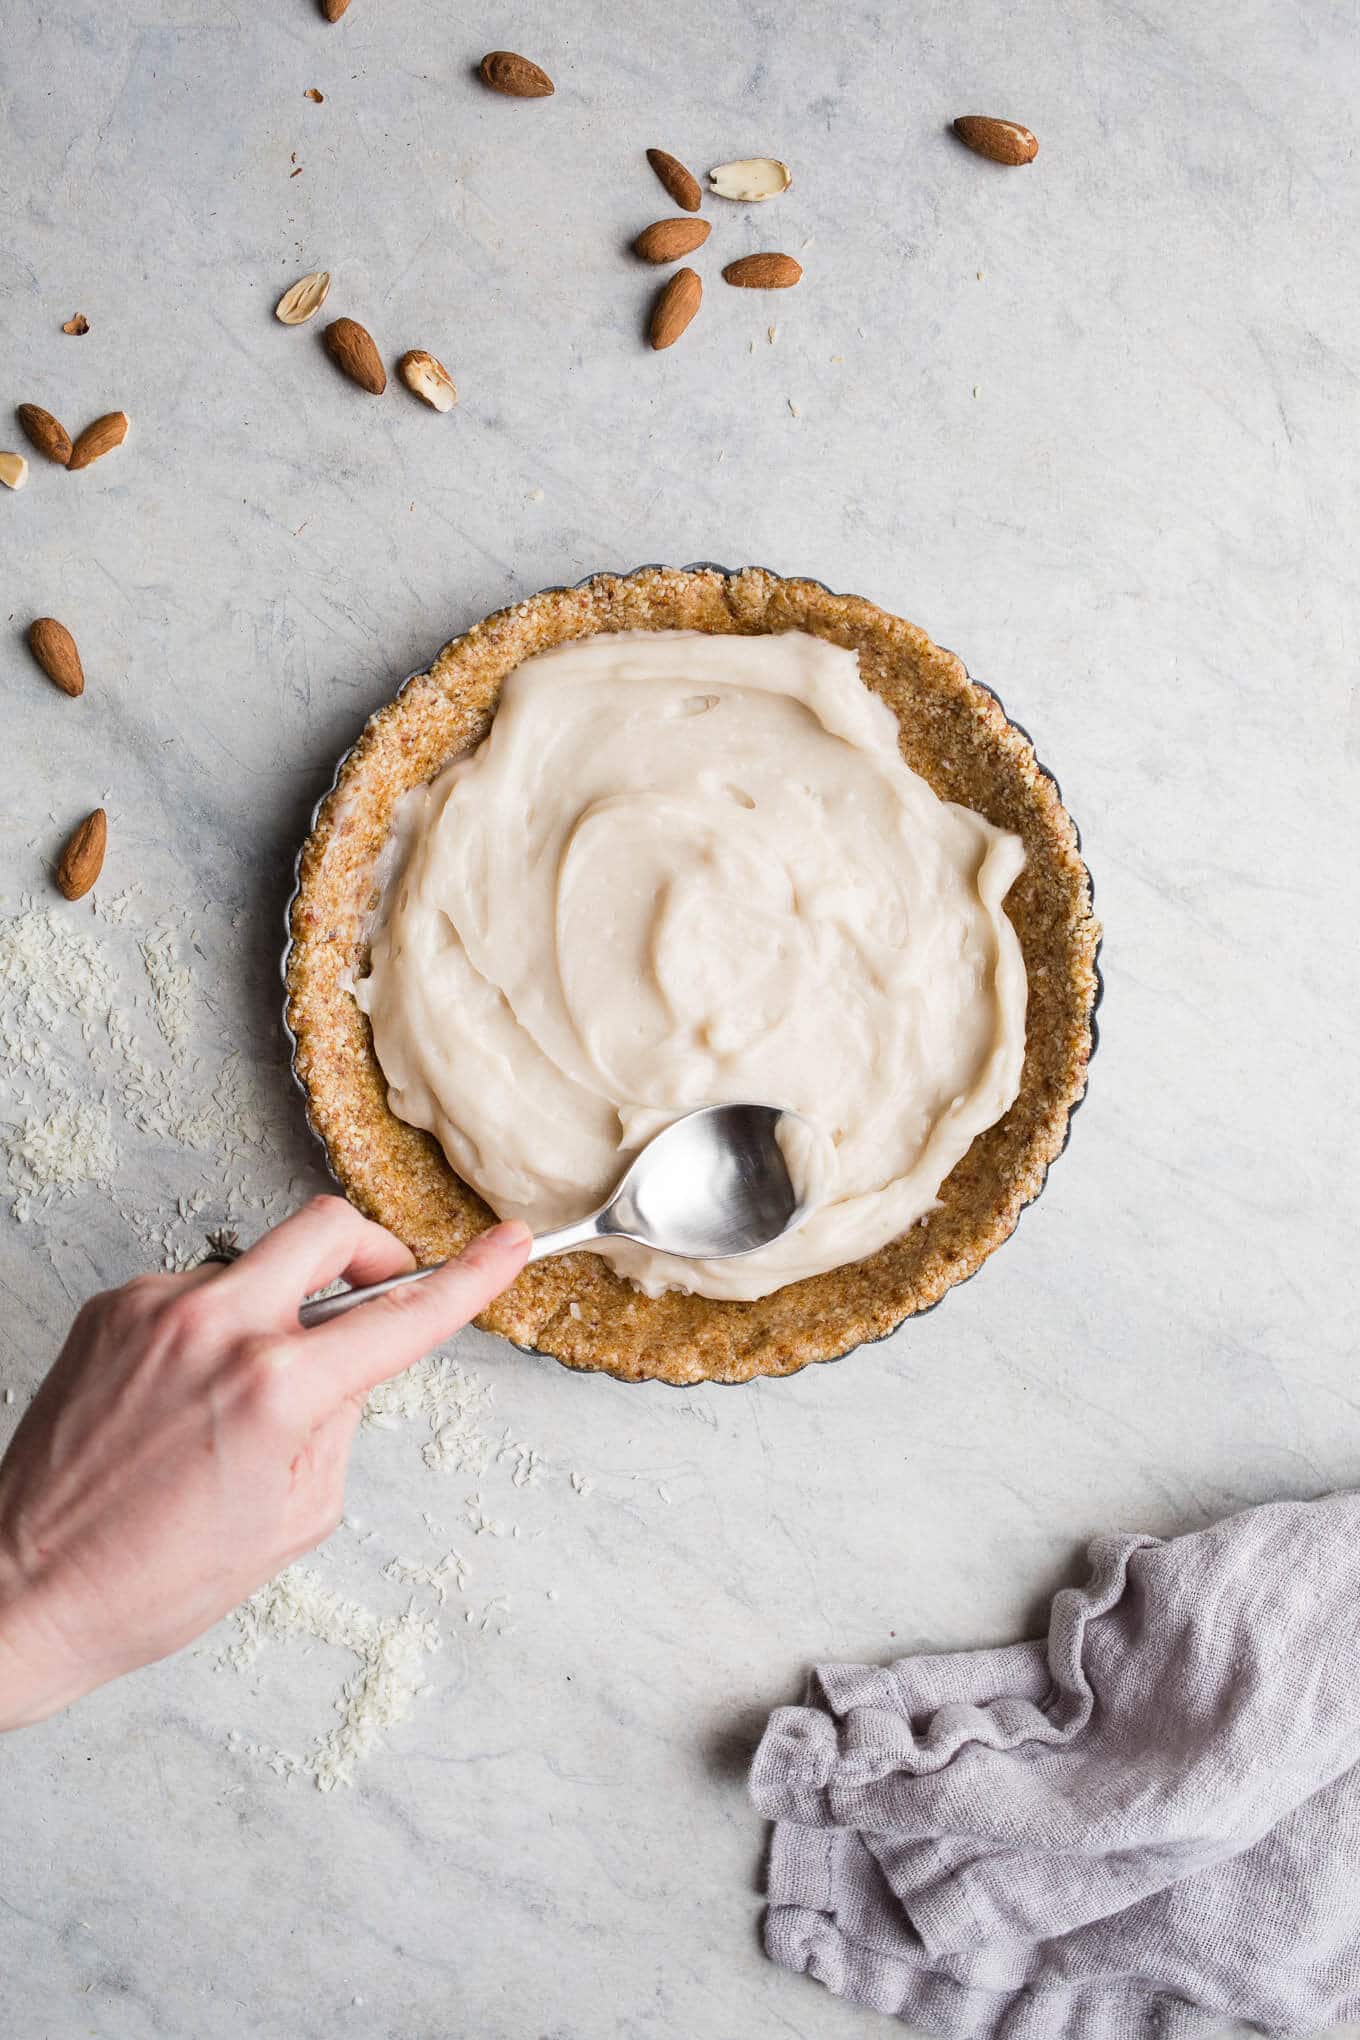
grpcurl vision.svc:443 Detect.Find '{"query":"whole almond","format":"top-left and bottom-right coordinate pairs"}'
top-left (479, 50), bottom-right (554, 97)
top-left (650, 267), bottom-right (702, 351)
top-left (633, 217), bottom-right (711, 263)
top-left (68, 411), bottom-right (129, 471)
top-left (0, 451), bottom-right (28, 490)
top-left (646, 148), bottom-right (702, 213)
top-left (17, 405), bottom-right (73, 466)
top-left (952, 115), bottom-right (1038, 165)
top-left (275, 270), bottom-right (331, 325)
top-left (28, 617), bottom-right (85, 697)
top-left (721, 253), bottom-right (803, 289)
top-left (323, 317), bottom-right (386, 395)
top-left (321, 0), bottom-right (352, 19)
top-left (398, 349), bottom-right (457, 413)
top-left (56, 808), bottom-right (106, 901)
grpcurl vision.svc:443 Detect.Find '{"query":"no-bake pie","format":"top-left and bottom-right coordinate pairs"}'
top-left (285, 566), bottom-right (1100, 1384)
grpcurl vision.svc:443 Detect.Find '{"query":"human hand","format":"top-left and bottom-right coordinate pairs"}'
top-left (0, 1197), bottom-right (530, 1730)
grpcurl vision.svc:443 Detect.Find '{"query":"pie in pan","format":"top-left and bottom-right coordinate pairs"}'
top-left (284, 565), bottom-right (1101, 1385)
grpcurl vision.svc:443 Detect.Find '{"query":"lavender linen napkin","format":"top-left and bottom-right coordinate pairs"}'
top-left (749, 1493), bottom-right (1360, 2038)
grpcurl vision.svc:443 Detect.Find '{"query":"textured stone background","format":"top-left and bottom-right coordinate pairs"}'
top-left (2, 2), bottom-right (1358, 2034)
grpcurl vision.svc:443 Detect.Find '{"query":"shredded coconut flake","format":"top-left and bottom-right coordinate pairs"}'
top-left (497, 1428), bottom-right (546, 1488)
top-left (465, 1492), bottom-right (507, 1537)
top-left (365, 1353), bottom-right (496, 1476)
top-left (382, 1550), bottom-right (469, 1607)
top-left (221, 1565), bottom-right (440, 1791)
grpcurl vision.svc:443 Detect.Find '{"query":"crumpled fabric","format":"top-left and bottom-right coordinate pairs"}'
top-left (750, 1493), bottom-right (1360, 2038)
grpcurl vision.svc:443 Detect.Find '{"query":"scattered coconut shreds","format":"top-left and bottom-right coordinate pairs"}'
top-left (140, 923), bottom-right (195, 1057)
top-left (497, 1428), bottom-right (547, 1489)
top-left (382, 1550), bottom-right (469, 1607)
top-left (466, 1493), bottom-right (507, 1538)
top-left (221, 1565), bottom-right (440, 1792)
top-left (4, 1099), bottom-right (117, 1221)
top-left (0, 897), bottom-right (287, 1252)
top-left (93, 884), bottom-right (143, 927)
top-left (364, 1352), bottom-right (496, 1482)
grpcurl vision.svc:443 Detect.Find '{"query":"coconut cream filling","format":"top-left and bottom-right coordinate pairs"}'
top-left (356, 629), bottom-right (1028, 1301)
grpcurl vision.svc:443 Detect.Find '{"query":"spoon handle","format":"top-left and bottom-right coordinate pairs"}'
top-left (298, 1262), bottom-right (440, 1328)
top-left (297, 1213), bottom-right (607, 1327)
top-left (522, 1212), bottom-right (608, 1263)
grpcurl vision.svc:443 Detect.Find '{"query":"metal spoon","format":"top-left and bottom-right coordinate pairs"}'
top-left (298, 1103), bottom-right (813, 1328)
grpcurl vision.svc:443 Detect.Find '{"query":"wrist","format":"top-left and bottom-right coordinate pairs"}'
top-left (0, 1553), bottom-right (90, 1731)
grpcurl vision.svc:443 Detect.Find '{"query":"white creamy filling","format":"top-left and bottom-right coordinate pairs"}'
top-left (356, 630), bottom-right (1028, 1301)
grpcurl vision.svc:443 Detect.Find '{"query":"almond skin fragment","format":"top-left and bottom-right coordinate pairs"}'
top-left (0, 451), bottom-right (28, 490)
top-left (17, 405), bottom-right (73, 466)
top-left (633, 217), bottom-right (711, 263)
top-left (323, 318), bottom-right (386, 394)
top-left (722, 252), bottom-right (803, 289)
top-left (709, 158), bottom-right (792, 201)
top-left (62, 313), bottom-right (89, 336)
top-left (952, 116), bottom-right (1038, 165)
top-left (646, 148), bottom-right (702, 213)
top-left (56, 808), bottom-right (106, 901)
top-left (275, 270), bottom-right (332, 325)
top-left (398, 349), bottom-right (457, 413)
top-left (479, 50), bottom-right (554, 97)
top-left (68, 412), bottom-right (129, 471)
top-left (28, 617), bottom-right (84, 697)
top-left (650, 268), bottom-right (702, 350)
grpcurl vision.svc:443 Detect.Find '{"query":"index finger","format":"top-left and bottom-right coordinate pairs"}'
top-left (220, 1195), bottom-right (415, 1320)
top-left (299, 1220), bottom-right (532, 1406)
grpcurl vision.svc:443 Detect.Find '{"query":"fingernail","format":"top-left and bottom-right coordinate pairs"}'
top-left (485, 1219), bottom-right (533, 1250)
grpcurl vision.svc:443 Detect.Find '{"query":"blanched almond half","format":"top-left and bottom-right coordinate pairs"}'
top-left (709, 158), bottom-right (791, 201)
top-left (276, 270), bottom-right (332, 324)
top-left (0, 451), bottom-right (29, 490)
top-left (399, 350), bottom-right (457, 412)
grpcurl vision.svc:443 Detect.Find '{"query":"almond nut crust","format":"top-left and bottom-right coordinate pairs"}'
top-left (285, 567), bottom-right (1101, 1385)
